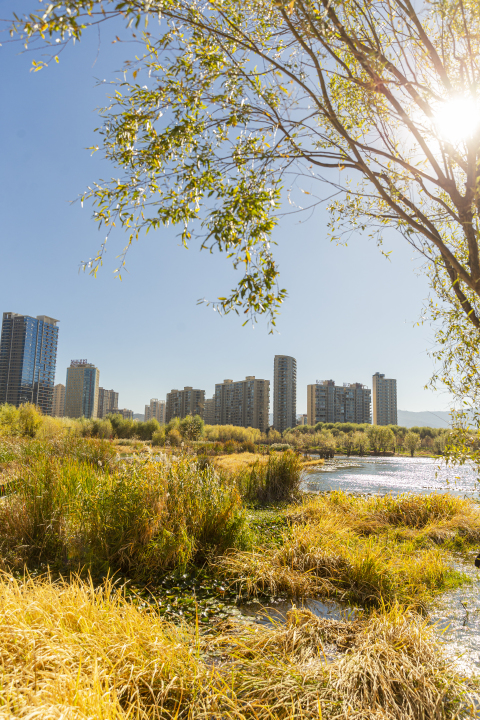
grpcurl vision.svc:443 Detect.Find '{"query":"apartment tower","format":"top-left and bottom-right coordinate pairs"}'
top-left (0, 312), bottom-right (59, 415)
top-left (372, 372), bottom-right (397, 425)
top-left (214, 377), bottom-right (270, 432)
top-left (97, 388), bottom-right (119, 418)
top-left (52, 383), bottom-right (66, 417)
top-left (145, 398), bottom-right (166, 424)
top-left (273, 355), bottom-right (297, 433)
top-left (119, 408), bottom-right (134, 420)
top-left (307, 380), bottom-right (372, 425)
top-left (204, 397), bottom-right (216, 425)
top-left (165, 387), bottom-right (205, 422)
top-left (65, 360), bottom-right (100, 418)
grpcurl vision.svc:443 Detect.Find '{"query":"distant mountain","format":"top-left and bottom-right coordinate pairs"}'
top-left (397, 410), bottom-right (451, 429)
top-left (133, 413), bottom-right (145, 422)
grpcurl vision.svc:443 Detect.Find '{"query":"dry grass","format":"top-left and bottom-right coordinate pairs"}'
top-left (213, 452), bottom-right (268, 472)
top-left (217, 492), bottom-right (480, 609)
top-left (0, 573), bottom-right (210, 719)
top-left (288, 491), bottom-right (480, 546)
top-left (301, 458), bottom-right (326, 468)
top-left (214, 453), bottom-right (324, 474)
top-left (0, 573), bottom-right (474, 720)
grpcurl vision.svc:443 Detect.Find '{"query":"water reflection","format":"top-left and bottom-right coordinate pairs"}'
top-left (303, 455), bottom-right (479, 498)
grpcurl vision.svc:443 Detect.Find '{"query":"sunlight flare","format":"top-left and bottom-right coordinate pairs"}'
top-left (433, 96), bottom-right (480, 144)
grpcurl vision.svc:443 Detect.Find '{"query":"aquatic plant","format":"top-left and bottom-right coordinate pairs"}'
top-left (237, 450), bottom-right (303, 505)
top-left (218, 491), bottom-right (480, 609)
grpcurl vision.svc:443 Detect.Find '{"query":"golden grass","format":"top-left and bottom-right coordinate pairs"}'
top-left (288, 491), bottom-right (480, 545)
top-left (217, 492), bottom-right (480, 609)
top-left (214, 453), bottom-right (324, 474)
top-left (214, 452), bottom-right (268, 472)
top-left (0, 573), bottom-right (473, 720)
top-left (301, 458), bottom-right (326, 468)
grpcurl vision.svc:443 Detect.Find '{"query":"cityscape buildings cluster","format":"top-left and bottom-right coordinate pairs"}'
top-left (0, 312), bottom-right (398, 428)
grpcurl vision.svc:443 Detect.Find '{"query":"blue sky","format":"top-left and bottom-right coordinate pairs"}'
top-left (0, 2), bottom-right (450, 414)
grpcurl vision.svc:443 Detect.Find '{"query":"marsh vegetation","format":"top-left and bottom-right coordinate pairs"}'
top-left (1, 404), bottom-right (480, 717)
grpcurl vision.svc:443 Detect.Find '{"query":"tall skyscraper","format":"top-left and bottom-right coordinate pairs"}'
top-left (214, 376), bottom-right (270, 432)
top-left (98, 388), bottom-right (119, 418)
top-left (52, 384), bottom-right (66, 417)
top-left (65, 360), bottom-right (100, 418)
top-left (145, 398), bottom-right (166, 424)
top-left (273, 355), bottom-right (297, 433)
top-left (165, 387), bottom-right (205, 422)
top-left (307, 380), bottom-right (371, 425)
top-left (0, 312), bottom-right (59, 415)
top-left (372, 372), bottom-right (397, 425)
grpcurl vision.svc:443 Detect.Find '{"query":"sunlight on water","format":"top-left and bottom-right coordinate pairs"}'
top-left (303, 455), bottom-right (478, 498)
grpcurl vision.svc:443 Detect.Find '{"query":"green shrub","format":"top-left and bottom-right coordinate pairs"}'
top-left (238, 450), bottom-right (302, 505)
top-left (136, 418), bottom-right (160, 441)
top-left (152, 428), bottom-right (166, 446)
top-left (204, 425), bottom-right (261, 444)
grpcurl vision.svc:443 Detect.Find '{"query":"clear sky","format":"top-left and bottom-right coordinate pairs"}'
top-left (0, 2), bottom-right (451, 414)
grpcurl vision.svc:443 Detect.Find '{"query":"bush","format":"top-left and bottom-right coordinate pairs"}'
top-left (204, 425), bottom-right (261, 444)
top-left (136, 418), bottom-right (160, 441)
top-left (167, 428), bottom-right (182, 447)
top-left (238, 450), bottom-right (302, 505)
top-left (152, 428), bottom-right (166, 446)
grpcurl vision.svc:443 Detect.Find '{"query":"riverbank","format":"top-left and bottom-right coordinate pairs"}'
top-left (1, 435), bottom-right (480, 717)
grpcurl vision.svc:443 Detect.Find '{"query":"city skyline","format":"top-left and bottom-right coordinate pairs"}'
top-left (0, 14), bottom-right (452, 416)
top-left (0, 310), bottom-right (401, 423)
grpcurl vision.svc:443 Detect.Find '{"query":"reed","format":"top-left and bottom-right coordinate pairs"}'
top-left (0, 573), bottom-right (472, 720)
top-left (237, 450), bottom-right (303, 505)
top-left (218, 491), bottom-right (480, 609)
top-left (0, 445), bottom-right (248, 576)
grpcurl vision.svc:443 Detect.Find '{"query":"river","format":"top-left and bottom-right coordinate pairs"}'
top-left (303, 455), bottom-right (479, 498)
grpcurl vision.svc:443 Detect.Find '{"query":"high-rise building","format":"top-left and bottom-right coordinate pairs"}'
top-left (65, 360), bottom-right (100, 418)
top-left (165, 387), bottom-right (205, 422)
top-left (372, 372), bottom-right (397, 425)
top-left (273, 355), bottom-right (297, 433)
top-left (98, 388), bottom-right (119, 418)
top-left (0, 312), bottom-right (59, 415)
top-left (204, 397), bottom-right (215, 425)
top-left (119, 408), bottom-right (134, 420)
top-left (307, 380), bottom-right (371, 425)
top-left (145, 398), bottom-right (166, 424)
top-left (214, 377), bottom-right (270, 432)
top-left (52, 383), bottom-right (66, 417)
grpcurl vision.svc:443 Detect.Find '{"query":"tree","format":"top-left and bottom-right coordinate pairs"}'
top-left (179, 415), bottom-right (205, 441)
top-left (405, 432), bottom-right (421, 458)
top-left (367, 426), bottom-right (382, 455)
top-left (378, 427), bottom-right (395, 454)
top-left (8, 1), bottom-right (480, 347)
top-left (352, 431), bottom-right (369, 457)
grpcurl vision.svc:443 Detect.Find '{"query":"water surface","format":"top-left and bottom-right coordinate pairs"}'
top-left (303, 455), bottom-right (479, 498)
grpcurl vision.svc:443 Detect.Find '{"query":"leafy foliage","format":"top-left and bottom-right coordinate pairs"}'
top-left (10, 0), bottom-right (480, 341)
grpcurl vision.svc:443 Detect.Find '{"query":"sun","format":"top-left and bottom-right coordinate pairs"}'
top-left (432, 96), bottom-right (480, 145)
